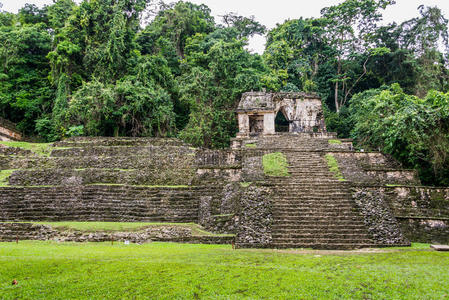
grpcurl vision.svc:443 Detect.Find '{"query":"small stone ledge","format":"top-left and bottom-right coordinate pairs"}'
top-left (0, 222), bottom-right (234, 244)
top-left (196, 165), bottom-right (241, 170)
top-left (395, 216), bottom-right (449, 221)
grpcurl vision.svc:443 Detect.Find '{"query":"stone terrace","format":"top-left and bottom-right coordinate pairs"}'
top-left (0, 134), bottom-right (448, 247)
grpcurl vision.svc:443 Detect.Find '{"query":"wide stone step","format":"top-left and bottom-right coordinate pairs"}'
top-left (269, 180), bottom-right (345, 184)
top-left (273, 213), bottom-right (362, 219)
top-left (272, 233), bottom-right (371, 239)
top-left (273, 209), bottom-right (359, 215)
top-left (274, 194), bottom-right (352, 198)
top-left (269, 243), bottom-right (379, 250)
top-left (271, 182), bottom-right (351, 186)
top-left (273, 202), bottom-right (354, 207)
top-left (273, 217), bottom-right (364, 223)
top-left (272, 228), bottom-right (369, 234)
top-left (54, 137), bottom-right (186, 147)
top-left (273, 204), bottom-right (358, 209)
top-left (272, 238), bottom-right (374, 244)
top-left (274, 195), bottom-right (352, 199)
top-left (272, 220), bottom-right (366, 226)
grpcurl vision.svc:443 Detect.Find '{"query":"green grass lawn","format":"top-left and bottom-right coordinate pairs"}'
top-left (0, 242), bottom-right (447, 299)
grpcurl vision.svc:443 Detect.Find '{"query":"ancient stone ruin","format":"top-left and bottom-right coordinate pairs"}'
top-left (0, 92), bottom-right (448, 248)
top-left (0, 117), bottom-right (22, 141)
top-left (236, 92), bottom-right (326, 135)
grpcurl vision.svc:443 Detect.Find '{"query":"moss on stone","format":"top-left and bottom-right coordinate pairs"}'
top-left (325, 154), bottom-right (345, 181)
top-left (328, 139), bottom-right (342, 145)
top-left (88, 183), bottom-right (191, 188)
top-left (262, 152), bottom-right (289, 177)
top-left (240, 182), bottom-right (252, 187)
top-left (0, 141), bottom-right (53, 156)
top-left (245, 143), bottom-right (257, 148)
top-left (21, 221), bottom-right (233, 237)
top-left (0, 169), bottom-right (16, 187)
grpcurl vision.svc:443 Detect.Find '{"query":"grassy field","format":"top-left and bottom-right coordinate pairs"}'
top-left (0, 242), bottom-right (447, 299)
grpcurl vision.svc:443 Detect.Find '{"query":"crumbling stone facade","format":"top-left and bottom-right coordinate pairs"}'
top-left (0, 117), bottom-right (22, 141)
top-left (236, 92), bottom-right (326, 135)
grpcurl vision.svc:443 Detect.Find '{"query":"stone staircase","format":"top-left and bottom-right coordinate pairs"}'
top-left (267, 151), bottom-right (377, 249)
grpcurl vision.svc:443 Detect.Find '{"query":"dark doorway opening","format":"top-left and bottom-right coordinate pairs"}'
top-left (249, 115), bottom-right (264, 134)
top-left (275, 110), bottom-right (289, 132)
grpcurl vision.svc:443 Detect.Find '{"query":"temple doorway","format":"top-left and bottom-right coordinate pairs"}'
top-left (275, 110), bottom-right (289, 132)
top-left (249, 115), bottom-right (264, 134)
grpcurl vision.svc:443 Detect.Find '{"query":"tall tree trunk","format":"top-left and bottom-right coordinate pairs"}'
top-left (335, 81), bottom-right (339, 113)
top-left (335, 58), bottom-right (341, 113)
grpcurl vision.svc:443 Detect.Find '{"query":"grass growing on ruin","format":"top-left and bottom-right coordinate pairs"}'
top-left (325, 154), bottom-right (345, 181)
top-left (263, 152), bottom-right (290, 177)
top-left (0, 241), bottom-right (448, 299)
top-left (87, 183), bottom-right (191, 188)
top-left (0, 141), bottom-right (53, 156)
top-left (28, 222), bottom-right (227, 236)
top-left (328, 139), bottom-right (343, 144)
top-left (245, 143), bottom-right (257, 148)
top-left (0, 169), bottom-right (16, 187)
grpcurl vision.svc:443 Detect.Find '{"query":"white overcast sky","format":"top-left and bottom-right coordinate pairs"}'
top-left (2, 0), bottom-right (449, 53)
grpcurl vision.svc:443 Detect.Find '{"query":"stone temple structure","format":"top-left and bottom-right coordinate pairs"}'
top-left (0, 117), bottom-right (21, 141)
top-left (0, 91), bottom-right (448, 248)
top-left (236, 92), bottom-right (326, 136)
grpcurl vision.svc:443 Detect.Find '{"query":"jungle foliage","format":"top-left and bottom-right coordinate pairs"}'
top-left (0, 0), bottom-right (448, 184)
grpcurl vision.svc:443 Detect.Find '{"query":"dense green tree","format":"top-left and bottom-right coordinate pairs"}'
top-left (350, 84), bottom-right (449, 185)
top-left (0, 22), bottom-right (53, 134)
top-left (221, 12), bottom-right (266, 39)
top-left (137, 1), bottom-right (215, 58)
top-left (178, 29), bottom-right (271, 148)
top-left (265, 18), bottom-right (333, 93)
top-left (320, 0), bottom-right (395, 112)
top-left (369, 6), bottom-right (449, 97)
top-left (18, 3), bottom-right (48, 26)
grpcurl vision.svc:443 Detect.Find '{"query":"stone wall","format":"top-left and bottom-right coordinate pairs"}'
top-left (9, 168), bottom-right (196, 186)
top-left (0, 146), bottom-right (34, 157)
top-left (352, 186), bottom-right (449, 244)
top-left (54, 137), bottom-right (186, 147)
top-left (199, 183), bottom-right (240, 234)
top-left (51, 145), bottom-right (193, 157)
top-left (333, 152), bottom-right (419, 185)
top-left (396, 218), bottom-right (449, 244)
top-left (0, 117), bottom-right (22, 141)
top-left (194, 150), bottom-right (242, 184)
top-left (0, 186), bottom-right (212, 222)
top-left (235, 184), bottom-right (273, 248)
top-left (0, 223), bottom-right (233, 244)
top-left (352, 189), bottom-right (409, 245)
